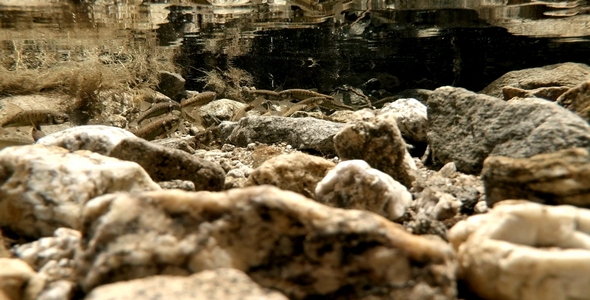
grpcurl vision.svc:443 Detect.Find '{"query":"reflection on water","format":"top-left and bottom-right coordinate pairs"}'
top-left (1, 0), bottom-right (590, 94)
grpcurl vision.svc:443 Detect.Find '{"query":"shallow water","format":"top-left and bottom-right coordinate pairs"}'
top-left (1, 0), bottom-right (590, 94)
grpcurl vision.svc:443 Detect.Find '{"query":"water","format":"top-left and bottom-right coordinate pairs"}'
top-left (1, 0), bottom-right (590, 96)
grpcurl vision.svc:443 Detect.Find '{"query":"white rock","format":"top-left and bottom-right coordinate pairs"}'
top-left (414, 187), bottom-right (461, 221)
top-left (0, 145), bottom-right (161, 239)
top-left (381, 98), bottom-right (428, 142)
top-left (15, 228), bottom-right (80, 271)
top-left (448, 200), bottom-right (590, 300)
top-left (315, 160), bottom-right (412, 220)
top-left (37, 125), bottom-right (136, 155)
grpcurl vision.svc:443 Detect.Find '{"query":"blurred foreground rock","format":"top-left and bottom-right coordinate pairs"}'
top-left (448, 200), bottom-right (590, 300)
top-left (75, 186), bottom-right (457, 299)
top-left (37, 125), bottom-right (136, 156)
top-left (0, 258), bottom-right (45, 300)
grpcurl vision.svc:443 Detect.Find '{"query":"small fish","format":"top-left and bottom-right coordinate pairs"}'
top-left (0, 103), bottom-right (69, 130)
top-left (281, 98), bottom-right (324, 117)
top-left (243, 89), bottom-right (282, 101)
top-left (180, 91), bottom-right (217, 109)
top-left (279, 89), bottom-right (334, 101)
top-left (131, 101), bottom-right (180, 127)
top-left (130, 115), bottom-right (180, 141)
top-left (0, 134), bottom-right (34, 150)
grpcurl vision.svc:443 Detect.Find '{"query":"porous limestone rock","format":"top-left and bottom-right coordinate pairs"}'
top-left (380, 98), bottom-right (428, 142)
top-left (220, 116), bottom-right (345, 155)
top-left (315, 160), bottom-right (412, 221)
top-left (0, 145), bottom-right (160, 239)
top-left (333, 109), bottom-right (414, 188)
top-left (556, 80), bottom-right (590, 121)
top-left (480, 62), bottom-right (590, 99)
top-left (482, 148), bottom-right (590, 208)
top-left (0, 258), bottom-right (45, 300)
top-left (75, 186), bottom-right (457, 299)
top-left (246, 152), bottom-right (335, 199)
top-left (427, 86), bottom-right (590, 174)
top-left (448, 200), bottom-right (590, 300)
top-left (109, 137), bottom-right (225, 191)
top-left (15, 228), bottom-right (80, 273)
top-left (37, 125), bottom-right (136, 156)
top-left (84, 268), bottom-right (287, 300)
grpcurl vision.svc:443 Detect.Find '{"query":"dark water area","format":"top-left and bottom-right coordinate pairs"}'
top-left (1, 1), bottom-right (590, 97)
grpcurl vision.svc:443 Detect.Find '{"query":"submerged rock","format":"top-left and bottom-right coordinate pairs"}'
top-left (75, 186), bottom-right (457, 299)
top-left (37, 125), bottom-right (136, 155)
top-left (482, 148), bottom-right (590, 208)
top-left (109, 137), bottom-right (225, 192)
top-left (84, 268), bottom-right (288, 300)
top-left (333, 109), bottom-right (414, 188)
top-left (427, 86), bottom-right (590, 174)
top-left (448, 200), bottom-right (590, 300)
top-left (0, 145), bottom-right (160, 239)
top-left (220, 116), bottom-right (345, 155)
top-left (246, 152), bottom-right (335, 199)
top-left (157, 71), bottom-right (185, 99)
top-left (315, 160), bottom-right (412, 221)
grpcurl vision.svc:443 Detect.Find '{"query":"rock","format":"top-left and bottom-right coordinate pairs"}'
top-left (448, 200), bottom-right (590, 300)
top-left (37, 280), bottom-right (76, 300)
top-left (315, 160), bottom-right (412, 221)
top-left (0, 258), bottom-right (45, 300)
top-left (556, 80), bottom-right (590, 121)
top-left (151, 137), bottom-right (196, 154)
top-left (480, 62), bottom-right (590, 99)
top-left (109, 137), bottom-right (225, 192)
top-left (83, 268), bottom-right (288, 300)
top-left (0, 145), bottom-right (161, 239)
top-left (199, 99), bottom-right (247, 127)
top-left (0, 230), bottom-right (9, 259)
top-left (75, 186), bottom-right (457, 299)
top-left (427, 86), bottom-right (590, 174)
top-left (246, 152), bottom-right (335, 199)
top-left (482, 148), bottom-right (590, 208)
top-left (157, 180), bottom-right (196, 191)
top-left (156, 71), bottom-right (185, 99)
top-left (37, 125), bottom-right (136, 156)
top-left (502, 85), bottom-right (570, 101)
top-left (221, 116), bottom-right (345, 155)
top-left (15, 228), bottom-right (80, 272)
top-left (380, 98), bottom-right (428, 142)
top-left (333, 109), bottom-right (414, 188)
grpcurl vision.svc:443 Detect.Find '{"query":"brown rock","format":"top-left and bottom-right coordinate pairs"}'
top-left (482, 148), bottom-right (590, 208)
top-left (333, 110), bottom-right (414, 188)
top-left (246, 152), bottom-right (335, 199)
top-left (502, 85), bottom-right (570, 101)
top-left (0, 258), bottom-right (45, 300)
top-left (110, 137), bottom-right (225, 191)
top-left (75, 186), bottom-right (457, 299)
top-left (556, 81), bottom-right (590, 121)
top-left (84, 268), bottom-right (288, 300)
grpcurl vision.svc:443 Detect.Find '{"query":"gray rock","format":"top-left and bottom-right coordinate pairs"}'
top-left (427, 86), bottom-right (590, 174)
top-left (315, 160), bottom-right (412, 221)
top-left (156, 71), bottom-right (185, 99)
top-left (0, 145), bottom-right (160, 239)
top-left (333, 110), bottom-right (414, 188)
top-left (221, 116), bottom-right (345, 155)
top-left (37, 125), bottom-right (136, 155)
top-left (84, 268), bottom-right (288, 300)
top-left (556, 80), bottom-right (590, 121)
top-left (110, 137), bottom-right (225, 191)
top-left (480, 62), bottom-right (590, 99)
top-left (482, 148), bottom-right (590, 208)
top-left (75, 186), bottom-right (457, 299)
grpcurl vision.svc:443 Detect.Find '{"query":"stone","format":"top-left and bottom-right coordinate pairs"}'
top-left (83, 268), bottom-right (288, 300)
top-left (15, 228), bottom-right (80, 272)
top-left (427, 86), bottom-right (590, 174)
top-left (37, 125), bottom-right (136, 156)
top-left (37, 280), bottom-right (76, 300)
top-left (246, 152), bottom-right (335, 199)
top-left (333, 109), bottom-right (414, 188)
top-left (0, 229), bottom-right (9, 259)
top-left (0, 145), bottom-right (161, 239)
top-left (220, 116), bottom-right (345, 155)
top-left (75, 186), bottom-right (457, 299)
top-left (448, 200), bottom-right (590, 300)
top-left (157, 180), bottom-right (196, 191)
top-left (0, 258), bottom-right (45, 300)
top-left (156, 71), bottom-right (185, 99)
top-left (480, 62), bottom-right (590, 99)
top-left (380, 98), bottom-right (428, 142)
top-left (502, 85), bottom-right (570, 101)
top-left (482, 148), bottom-right (590, 208)
top-left (109, 137), bottom-right (225, 192)
top-left (556, 80), bottom-right (590, 121)
top-left (315, 160), bottom-right (412, 221)
top-left (199, 99), bottom-right (247, 127)
top-left (152, 137), bottom-right (197, 154)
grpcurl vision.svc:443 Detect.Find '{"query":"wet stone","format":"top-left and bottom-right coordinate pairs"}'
top-left (109, 137), bottom-right (225, 192)
top-left (199, 99), bottom-right (247, 127)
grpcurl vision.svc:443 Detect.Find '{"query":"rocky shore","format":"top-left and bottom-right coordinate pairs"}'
top-left (1, 62), bottom-right (590, 300)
